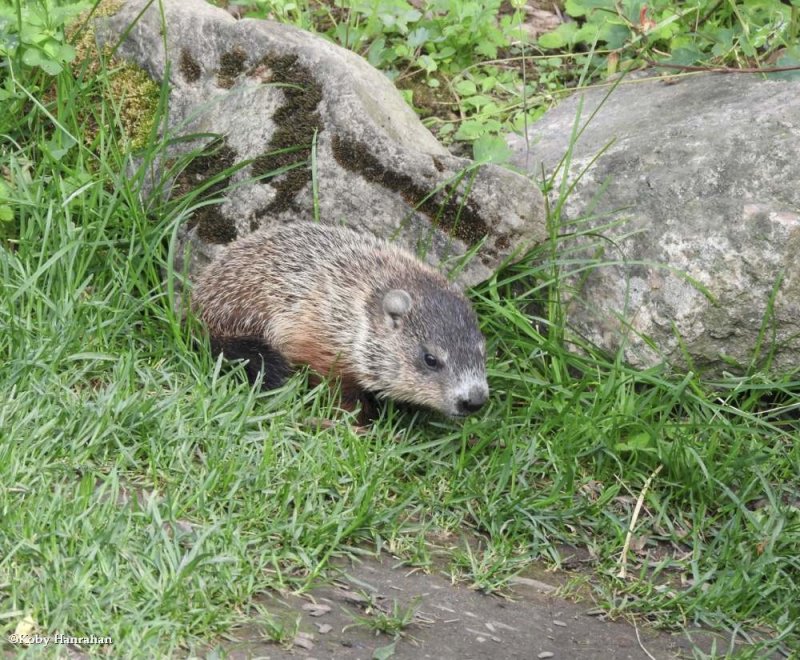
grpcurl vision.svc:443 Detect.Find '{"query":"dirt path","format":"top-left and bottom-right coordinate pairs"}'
top-left (210, 556), bottom-right (730, 659)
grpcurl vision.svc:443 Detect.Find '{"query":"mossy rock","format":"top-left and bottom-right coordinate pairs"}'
top-left (92, 0), bottom-right (546, 289)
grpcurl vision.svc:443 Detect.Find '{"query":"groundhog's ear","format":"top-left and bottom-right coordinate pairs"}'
top-left (383, 289), bottom-right (412, 327)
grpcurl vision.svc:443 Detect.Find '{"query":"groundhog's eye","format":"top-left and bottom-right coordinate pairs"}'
top-left (423, 353), bottom-right (440, 369)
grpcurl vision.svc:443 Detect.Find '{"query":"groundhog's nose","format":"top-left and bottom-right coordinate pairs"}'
top-left (457, 386), bottom-right (488, 414)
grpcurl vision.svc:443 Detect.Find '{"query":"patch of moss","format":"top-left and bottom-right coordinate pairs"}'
top-left (248, 54), bottom-right (324, 215)
top-left (174, 137), bottom-right (239, 244)
top-left (331, 135), bottom-right (487, 246)
top-left (217, 47), bottom-right (247, 89)
top-left (77, 0), bottom-right (123, 21)
top-left (110, 64), bottom-right (161, 151)
top-left (69, 2), bottom-right (239, 242)
top-left (180, 48), bottom-right (201, 83)
top-left (68, 0), bottom-right (159, 152)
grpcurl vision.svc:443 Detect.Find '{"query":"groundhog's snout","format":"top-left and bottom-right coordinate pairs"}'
top-left (456, 383), bottom-right (489, 415)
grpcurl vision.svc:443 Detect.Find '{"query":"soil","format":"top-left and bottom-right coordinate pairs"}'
top-left (206, 555), bottom-right (740, 659)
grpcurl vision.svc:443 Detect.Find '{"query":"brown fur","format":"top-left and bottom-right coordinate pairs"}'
top-left (192, 222), bottom-right (489, 418)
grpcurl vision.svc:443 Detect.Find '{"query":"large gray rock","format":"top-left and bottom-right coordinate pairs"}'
top-left (509, 74), bottom-right (800, 377)
top-left (93, 0), bottom-right (545, 288)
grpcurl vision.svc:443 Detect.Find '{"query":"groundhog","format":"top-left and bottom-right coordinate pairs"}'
top-left (192, 222), bottom-right (489, 419)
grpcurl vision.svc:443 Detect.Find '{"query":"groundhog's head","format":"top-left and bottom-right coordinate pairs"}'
top-left (360, 281), bottom-right (489, 418)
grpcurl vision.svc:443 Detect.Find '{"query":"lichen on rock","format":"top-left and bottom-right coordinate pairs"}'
top-left (248, 53), bottom-right (324, 216)
top-left (217, 47), bottom-right (247, 89)
top-left (173, 137), bottom-right (239, 243)
top-left (179, 48), bottom-right (201, 82)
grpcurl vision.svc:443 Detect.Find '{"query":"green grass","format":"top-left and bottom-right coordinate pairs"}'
top-left (344, 594), bottom-right (421, 639)
top-left (1, 2), bottom-right (799, 658)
